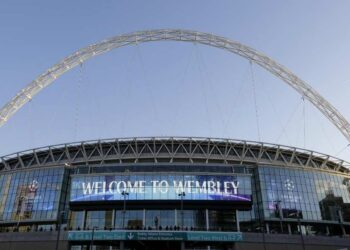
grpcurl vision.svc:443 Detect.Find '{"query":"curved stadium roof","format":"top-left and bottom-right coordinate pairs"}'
top-left (0, 137), bottom-right (349, 175)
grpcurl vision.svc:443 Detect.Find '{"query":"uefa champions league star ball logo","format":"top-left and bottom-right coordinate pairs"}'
top-left (284, 179), bottom-right (295, 191)
top-left (28, 180), bottom-right (39, 192)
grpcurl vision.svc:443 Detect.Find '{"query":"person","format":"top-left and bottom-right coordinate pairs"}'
top-left (154, 216), bottom-right (159, 229)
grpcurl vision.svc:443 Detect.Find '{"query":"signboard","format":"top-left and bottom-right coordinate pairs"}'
top-left (70, 174), bottom-right (251, 202)
top-left (68, 230), bottom-right (243, 242)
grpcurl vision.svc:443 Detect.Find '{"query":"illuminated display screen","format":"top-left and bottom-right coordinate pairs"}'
top-left (70, 174), bottom-right (252, 202)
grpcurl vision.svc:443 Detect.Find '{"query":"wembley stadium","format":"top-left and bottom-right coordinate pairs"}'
top-left (0, 137), bottom-right (349, 250)
top-left (1, 30), bottom-right (350, 250)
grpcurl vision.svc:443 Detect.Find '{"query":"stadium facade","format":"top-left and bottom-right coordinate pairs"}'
top-left (0, 137), bottom-right (349, 250)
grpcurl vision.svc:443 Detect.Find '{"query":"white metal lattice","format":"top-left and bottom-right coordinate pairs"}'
top-left (0, 137), bottom-right (349, 173)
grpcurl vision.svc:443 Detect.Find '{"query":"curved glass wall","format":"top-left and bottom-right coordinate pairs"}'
top-left (0, 163), bottom-right (349, 236)
top-left (257, 166), bottom-right (350, 223)
top-left (0, 167), bottom-right (64, 222)
top-left (68, 209), bottom-right (230, 231)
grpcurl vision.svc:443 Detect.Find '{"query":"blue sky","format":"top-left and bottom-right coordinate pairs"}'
top-left (1, 1), bottom-right (350, 161)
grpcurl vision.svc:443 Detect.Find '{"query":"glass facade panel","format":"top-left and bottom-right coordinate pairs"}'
top-left (145, 210), bottom-right (175, 229)
top-left (85, 210), bottom-right (113, 229)
top-left (1, 162), bottom-right (350, 236)
top-left (68, 211), bottom-right (85, 230)
top-left (208, 210), bottom-right (236, 231)
top-left (258, 166), bottom-right (350, 223)
top-left (0, 167), bottom-right (64, 222)
top-left (115, 210), bottom-right (143, 229)
top-left (176, 210), bottom-right (206, 230)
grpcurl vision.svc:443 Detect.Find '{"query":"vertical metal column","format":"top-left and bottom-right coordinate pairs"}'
top-left (252, 169), bottom-right (267, 250)
top-left (122, 190), bottom-right (129, 229)
top-left (265, 223), bottom-right (270, 234)
top-left (143, 209), bottom-right (146, 228)
top-left (206, 210), bottom-right (211, 250)
top-left (175, 209), bottom-right (178, 227)
top-left (178, 191), bottom-right (186, 229)
top-left (205, 209), bottom-right (209, 231)
top-left (111, 209), bottom-right (115, 229)
top-left (236, 210), bottom-right (240, 232)
top-left (83, 210), bottom-right (87, 229)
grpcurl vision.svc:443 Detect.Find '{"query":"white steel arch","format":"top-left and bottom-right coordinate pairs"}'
top-left (1, 29), bottom-right (350, 143)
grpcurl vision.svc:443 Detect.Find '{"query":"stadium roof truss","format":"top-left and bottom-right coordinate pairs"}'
top-left (0, 137), bottom-right (349, 175)
top-left (0, 29), bottom-right (350, 143)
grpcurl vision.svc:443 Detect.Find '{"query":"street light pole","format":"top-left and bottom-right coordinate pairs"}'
top-left (122, 190), bottom-right (129, 229)
top-left (90, 226), bottom-right (98, 250)
top-left (16, 214), bottom-right (22, 232)
top-left (16, 196), bottom-right (25, 232)
top-left (56, 162), bottom-right (73, 250)
top-left (289, 208), bottom-right (305, 250)
top-left (178, 192), bottom-right (186, 230)
top-left (251, 173), bottom-right (267, 250)
top-left (337, 206), bottom-right (346, 236)
top-left (55, 211), bottom-right (65, 250)
top-left (274, 200), bottom-right (283, 233)
top-left (297, 211), bottom-right (306, 250)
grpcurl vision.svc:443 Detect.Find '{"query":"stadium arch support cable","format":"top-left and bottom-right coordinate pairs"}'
top-left (1, 29), bottom-right (350, 143)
